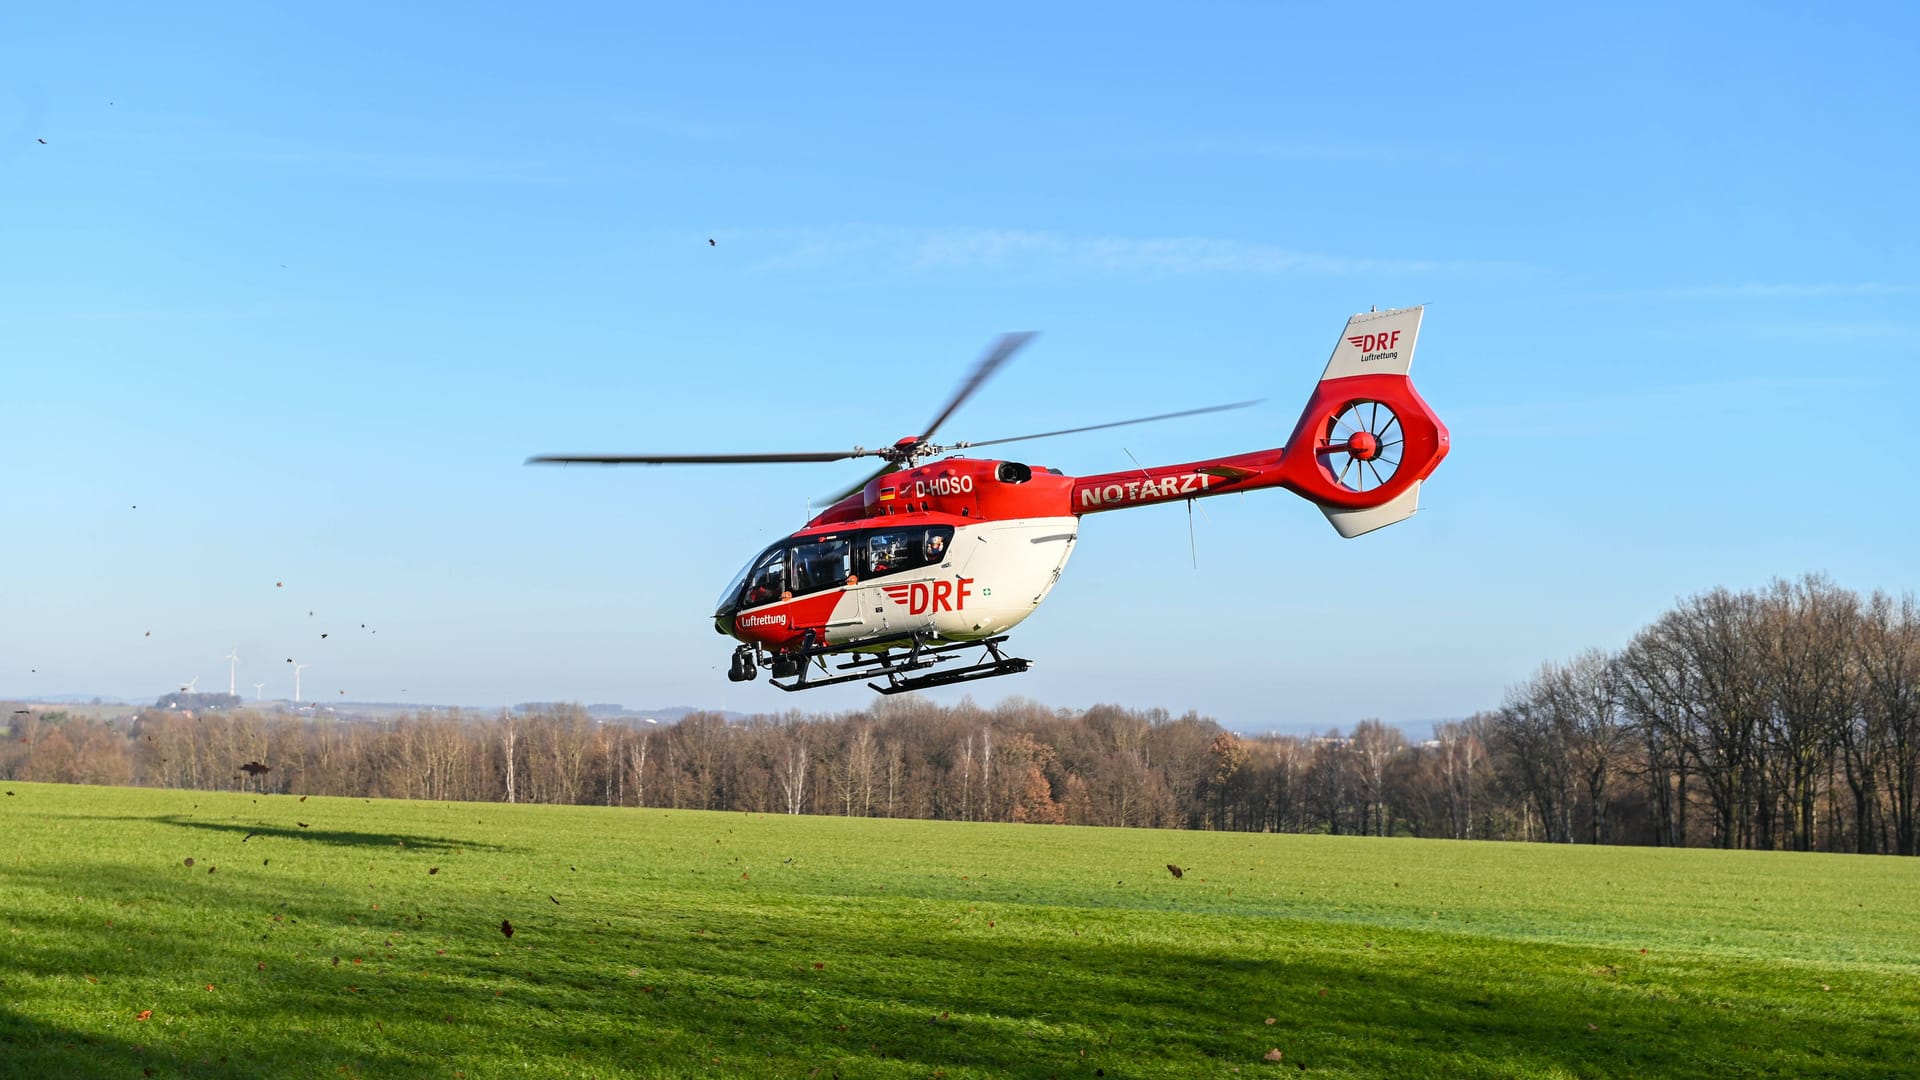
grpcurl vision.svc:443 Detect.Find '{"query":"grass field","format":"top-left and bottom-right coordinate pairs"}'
top-left (2, 783), bottom-right (1916, 1078)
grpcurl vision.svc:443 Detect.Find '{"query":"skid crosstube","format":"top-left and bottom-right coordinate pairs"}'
top-left (766, 633), bottom-right (1030, 694)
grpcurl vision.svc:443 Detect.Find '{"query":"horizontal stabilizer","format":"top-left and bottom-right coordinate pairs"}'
top-left (1319, 482), bottom-right (1422, 538)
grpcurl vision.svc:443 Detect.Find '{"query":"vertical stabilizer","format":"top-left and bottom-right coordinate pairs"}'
top-left (1320, 305), bottom-right (1423, 380)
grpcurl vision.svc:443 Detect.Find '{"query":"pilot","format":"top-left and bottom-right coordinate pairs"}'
top-left (926, 533), bottom-right (947, 561)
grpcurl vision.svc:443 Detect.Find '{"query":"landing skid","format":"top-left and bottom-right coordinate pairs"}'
top-left (763, 633), bottom-right (1031, 694)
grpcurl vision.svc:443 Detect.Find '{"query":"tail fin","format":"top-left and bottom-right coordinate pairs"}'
top-left (1278, 306), bottom-right (1450, 538)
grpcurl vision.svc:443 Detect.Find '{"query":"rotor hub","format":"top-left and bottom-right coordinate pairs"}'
top-left (1346, 430), bottom-right (1380, 461)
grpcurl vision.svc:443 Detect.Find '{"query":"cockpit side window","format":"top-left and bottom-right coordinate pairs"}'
top-left (740, 546), bottom-right (787, 608)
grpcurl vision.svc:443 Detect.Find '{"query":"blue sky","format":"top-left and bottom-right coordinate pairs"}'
top-left (3, 3), bottom-right (1916, 732)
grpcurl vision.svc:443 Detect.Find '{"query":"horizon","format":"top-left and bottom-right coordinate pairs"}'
top-left (1, 688), bottom-right (1467, 740)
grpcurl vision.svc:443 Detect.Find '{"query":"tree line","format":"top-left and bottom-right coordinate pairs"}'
top-left (6, 574), bottom-right (1917, 854)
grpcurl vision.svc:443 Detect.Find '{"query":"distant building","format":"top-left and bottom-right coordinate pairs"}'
top-left (155, 691), bottom-right (243, 712)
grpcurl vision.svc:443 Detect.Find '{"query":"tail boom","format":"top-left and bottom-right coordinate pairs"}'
top-left (1070, 306), bottom-right (1449, 537)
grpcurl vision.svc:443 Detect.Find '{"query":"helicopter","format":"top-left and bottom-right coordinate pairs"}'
top-left (530, 305), bottom-right (1450, 694)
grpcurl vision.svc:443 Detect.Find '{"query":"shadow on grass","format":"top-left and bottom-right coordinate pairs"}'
top-left (3, 859), bottom-right (1916, 1079)
top-left (0, 1004), bottom-right (429, 1080)
top-left (98, 814), bottom-right (519, 853)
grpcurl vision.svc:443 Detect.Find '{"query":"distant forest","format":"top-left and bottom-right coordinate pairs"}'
top-left (7, 574), bottom-right (1918, 856)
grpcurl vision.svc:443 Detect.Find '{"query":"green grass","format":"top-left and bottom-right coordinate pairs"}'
top-left (2, 784), bottom-right (1916, 1078)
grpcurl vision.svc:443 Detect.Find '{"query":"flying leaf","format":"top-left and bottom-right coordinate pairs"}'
top-left (1265, 1049), bottom-right (1284, 1062)
top-left (183, 857), bottom-right (194, 867)
top-left (501, 920), bottom-right (514, 938)
top-left (135, 1009), bottom-right (152, 1021)
top-left (1166, 864), bottom-right (1184, 879)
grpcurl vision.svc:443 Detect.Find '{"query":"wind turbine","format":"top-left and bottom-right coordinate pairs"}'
top-left (181, 675), bottom-right (200, 693)
top-left (223, 647), bottom-right (240, 696)
top-left (253, 682), bottom-right (266, 702)
top-left (287, 659), bottom-right (311, 703)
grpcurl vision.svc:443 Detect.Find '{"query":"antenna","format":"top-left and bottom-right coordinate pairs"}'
top-left (1185, 499), bottom-right (1195, 569)
top-left (224, 647), bottom-right (240, 696)
top-left (287, 659), bottom-right (312, 703)
top-left (253, 681), bottom-right (266, 702)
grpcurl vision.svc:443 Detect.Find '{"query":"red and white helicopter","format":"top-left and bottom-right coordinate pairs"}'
top-left (532, 305), bottom-right (1449, 694)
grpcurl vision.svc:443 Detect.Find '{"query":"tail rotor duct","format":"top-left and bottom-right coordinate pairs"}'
top-left (1320, 399), bottom-right (1402, 493)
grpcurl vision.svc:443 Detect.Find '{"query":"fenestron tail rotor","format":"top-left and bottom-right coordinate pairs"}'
top-left (1318, 400), bottom-right (1403, 493)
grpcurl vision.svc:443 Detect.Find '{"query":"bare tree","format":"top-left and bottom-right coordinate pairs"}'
top-left (1349, 720), bottom-right (1403, 836)
top-left (1860, 591), bottom-right (1920, 854)
top-left (1559, 649), bottom-right (1628, 844)
top-left (774, 725), bottom-right (809, 815)
top-left (1754, 575), bottom-right (1859, 851)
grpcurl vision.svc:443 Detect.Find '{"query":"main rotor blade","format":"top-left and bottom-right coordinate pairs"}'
top-left (916, 331), bottom-right (1039, 443)
top-left (956, 399), bottom-right (1263, 452)
top-left (819, 461), bottom-right (897, 507)
top-left (526, 450), bottom-right (869, 466)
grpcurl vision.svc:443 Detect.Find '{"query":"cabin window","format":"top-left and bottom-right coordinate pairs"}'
top-left (789, 536), bottom-right (852, 594)
top-left (858, 525), bottom-right (955, 579)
